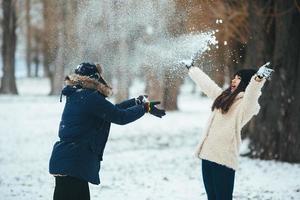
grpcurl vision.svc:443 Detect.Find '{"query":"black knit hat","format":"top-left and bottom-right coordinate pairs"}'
top-left (234, 69), bottom-right (257, 85)
top-left (75, 62), bottom-right (100, 80)
top-left (74, 62), bottom-right (110, 87)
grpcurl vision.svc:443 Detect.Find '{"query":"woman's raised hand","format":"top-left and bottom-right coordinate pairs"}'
top-left (180, 59), bottom-right (195, 70)
top-left (256, 62), bottom-right (274, 80)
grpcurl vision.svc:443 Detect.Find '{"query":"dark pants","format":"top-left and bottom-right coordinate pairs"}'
top-left (202, 159), bottom-right (235, 200)
top-left (54, 176), bottom-right (90, 200)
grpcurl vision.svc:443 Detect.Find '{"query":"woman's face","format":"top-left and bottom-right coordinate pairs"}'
top-left (231, 75), bottom-right (241, 92)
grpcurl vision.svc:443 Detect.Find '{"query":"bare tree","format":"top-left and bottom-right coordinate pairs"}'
top-left (32, 26), bottom-right (43, 77)
top-left (144, 65), bottom-right (163, 101)
top-left (193, 0), bottom-right (250, 80)
top-left (42, 0), bottom-right (59, 80)
top-left (25, 0), bottom-right (32, 77)
top-left (50, 4), bottom-right (65, 95)
top-left (162, 67), bottom-right (184, 110)
top-left (114, 35), bottom-right (130, 103)
top-left (42, 0), bottom-right (78, 95)
top-left (0, 0), bottom-right (18, 94)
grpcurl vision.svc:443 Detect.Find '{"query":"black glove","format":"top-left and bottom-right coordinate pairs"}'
top-left (135, 95), bottom-right (149, 105)
top-left (144, 101), bottom-right (166, 118)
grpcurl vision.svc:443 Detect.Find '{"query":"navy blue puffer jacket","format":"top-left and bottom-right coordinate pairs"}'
top-left (49, 82), bottom-right (145, 184)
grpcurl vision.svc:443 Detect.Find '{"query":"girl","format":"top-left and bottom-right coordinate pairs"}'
top-left (49, 62), bottom-right (165, 200)
top-left (186, 63), bottom-right (273, 200)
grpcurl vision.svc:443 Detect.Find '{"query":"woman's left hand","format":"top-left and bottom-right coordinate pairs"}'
top-left (256, 62), bottom-right (274, 80)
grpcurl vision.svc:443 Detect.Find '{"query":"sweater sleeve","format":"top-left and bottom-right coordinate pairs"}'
top-left (239, 76), bottom-right (266, 126)
top-left (188, 67), bottom-right (223, 100)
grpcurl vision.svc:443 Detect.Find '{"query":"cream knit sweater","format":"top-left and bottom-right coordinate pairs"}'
top-left (188, 67), bottom-right (266, 170)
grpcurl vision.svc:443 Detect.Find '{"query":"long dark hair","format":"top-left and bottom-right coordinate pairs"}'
top-left (211, 80), bottom-right (248, 114)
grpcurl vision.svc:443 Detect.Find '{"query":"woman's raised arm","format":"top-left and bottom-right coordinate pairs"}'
top-left (188, 67), bottom-right (223, 100)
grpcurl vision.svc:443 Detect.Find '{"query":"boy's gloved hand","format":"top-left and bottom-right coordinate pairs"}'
top-left (144, 101), bottom-right (166, 118)
top-left (135, 95), bottom-right (149, 105)
top-left (256, 62), bottom-right (274, 80)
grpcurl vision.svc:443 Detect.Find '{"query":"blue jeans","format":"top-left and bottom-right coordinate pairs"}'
top-left (202, 159), bottom-right (235, 200)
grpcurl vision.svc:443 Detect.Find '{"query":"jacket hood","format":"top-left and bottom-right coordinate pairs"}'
top-left (63, 74), bottom-right (113, 97)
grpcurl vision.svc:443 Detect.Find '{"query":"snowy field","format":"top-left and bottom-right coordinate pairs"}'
top-left (0, 78), bottom-right (300, 200)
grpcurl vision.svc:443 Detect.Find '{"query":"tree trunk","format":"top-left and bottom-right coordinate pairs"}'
top-left (33, 52), bottom-right (39, 77)
top-left (144, 65), bottom-right (163, 101)
top-left (0, 0), bottom-right (18, 94)
top-left (51, 36), bottom-right (65, 95)
top-left (42, 1), bottom-right (77, 95)
top-left (25, 0), bottom-right (32, 77)
top-left (115, 38), bottom-right (130, 102)
top-left (32, 27), bottom-right (42, 77)
top-left (115, 67), bottom-right (130, 103)
top-left (246, 0), bottom-right (300, 162)
top-left (243, 1), bottom-right (274, 68)
top-left (272, 0), bottom-right (300, 162)
top-left (241, 1), bottom-right (275, 139)
top-left (50, 1), bottom-right (76, 95)
top-left (162, 67), bottom-right (184, 111)
top-left (42, 0), bottom-right (58, 79)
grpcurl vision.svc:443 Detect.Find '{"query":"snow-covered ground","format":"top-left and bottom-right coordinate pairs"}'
top-left (0, 78), bottom-right (299, 200)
